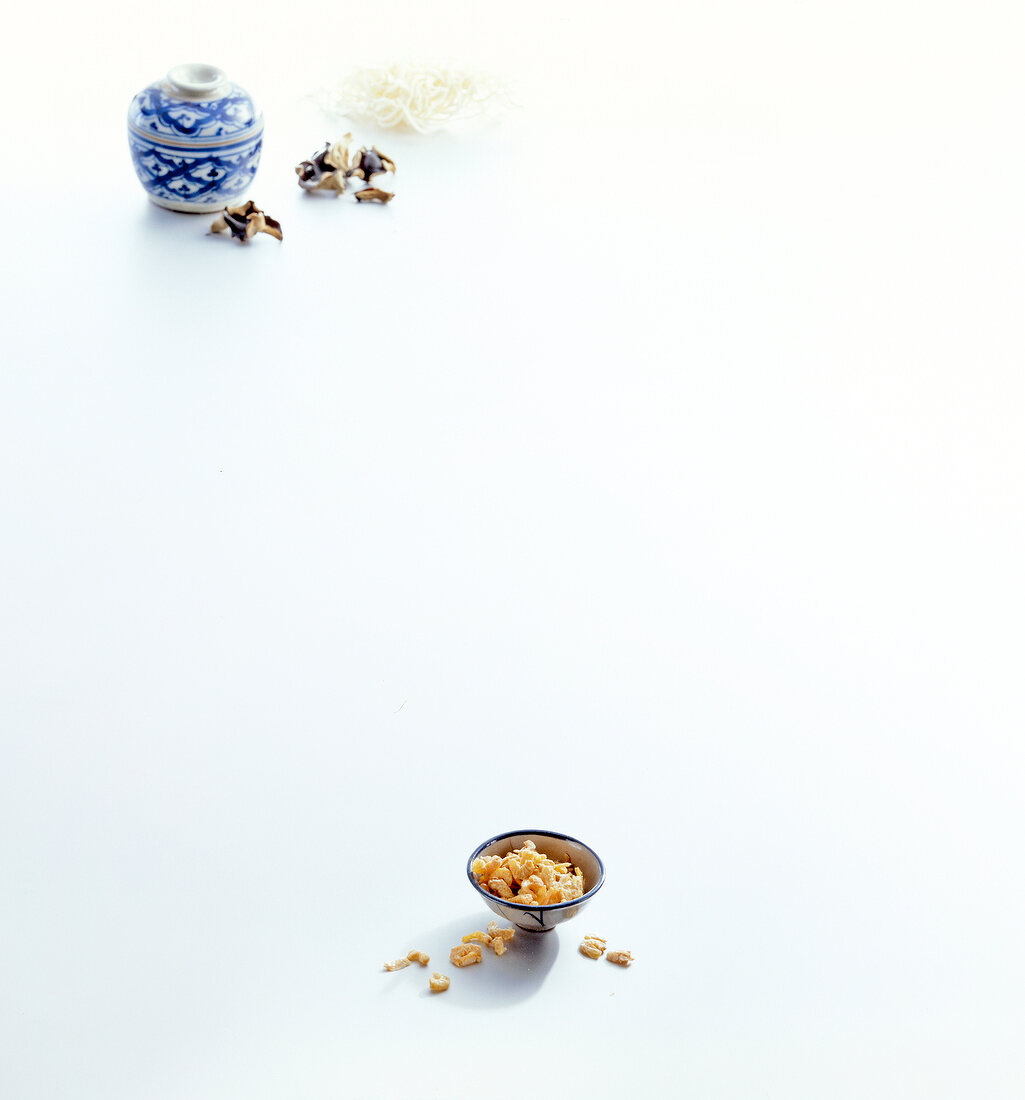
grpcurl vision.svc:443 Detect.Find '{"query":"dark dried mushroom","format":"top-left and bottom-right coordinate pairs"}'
top-left (210, 201), bottom-right (283, 242)
top-left (347, 146), bottom-right (395, 182)
top-left (295, 137), bottom-right (352, 193)
top-left (295, 137), bottom-right (396, 203)
top-left (295, 143), bottom-right (335, 184)
top-left (353, 187), bottom-right (394, 204)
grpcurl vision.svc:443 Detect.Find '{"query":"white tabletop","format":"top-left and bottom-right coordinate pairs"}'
top-left (2, 3), bottom-right (1023, 1097)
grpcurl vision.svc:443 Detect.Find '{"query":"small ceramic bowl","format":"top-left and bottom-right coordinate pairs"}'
top-left (467, 829), bottom-right (605, 933)
top-left (127, 63), bottom-right (264, 213)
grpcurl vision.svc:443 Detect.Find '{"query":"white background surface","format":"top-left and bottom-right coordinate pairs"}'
top-left (1, 2), bottom-right (1024, 1097)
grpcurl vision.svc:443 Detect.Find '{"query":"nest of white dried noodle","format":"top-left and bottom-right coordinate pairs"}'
top-left (316, 63), bottom-right (508, 133)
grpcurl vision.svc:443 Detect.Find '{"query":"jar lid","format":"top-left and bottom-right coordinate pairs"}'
top-left (166, 63), bottom-right (228, 99)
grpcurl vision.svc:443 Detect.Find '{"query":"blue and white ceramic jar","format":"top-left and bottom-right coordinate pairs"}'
top-left (127, 64), bottom-right (264, 213)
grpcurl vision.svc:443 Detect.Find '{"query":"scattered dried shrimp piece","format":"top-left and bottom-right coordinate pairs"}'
top-left (406, 950), bottom-right (430, 966)
top-left (607, 950), bottom-right (634, 966)
top-left (479, 922), bottom-right (514, 956)
top-left (383, 958), bottom-right (410, 972)
top-left (429, 971), bottom-right (450, 992)
top-left (579, 935), bottom-right (607, 960)
top-left (449, 943), bottom-right (482, 967)
top-left (462, 931), bottom-right (492, 946)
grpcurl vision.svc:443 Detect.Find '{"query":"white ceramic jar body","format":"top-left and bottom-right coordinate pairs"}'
top-left (127, 64), bottom-right (264, 213)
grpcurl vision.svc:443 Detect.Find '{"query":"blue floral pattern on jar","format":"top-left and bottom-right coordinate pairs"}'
top-left (129, 82), bottom-right (259, 141)
top-left (128, 133), bottom-right (263, 206)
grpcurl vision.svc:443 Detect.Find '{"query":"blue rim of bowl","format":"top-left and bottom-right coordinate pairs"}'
top-left (466, 828), bottom-right (605, 911)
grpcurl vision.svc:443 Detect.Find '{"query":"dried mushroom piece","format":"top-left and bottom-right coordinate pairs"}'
top-left (295, 137), bottom-right (352, 193)
top-left (354, 187), bottom-right (394, 204)
top-left (347, 145), bottom-right (395, 183)
top-left (210, 201), bottom-right (282, 242)
top-left (296, 137), bottom-right (396, 202)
